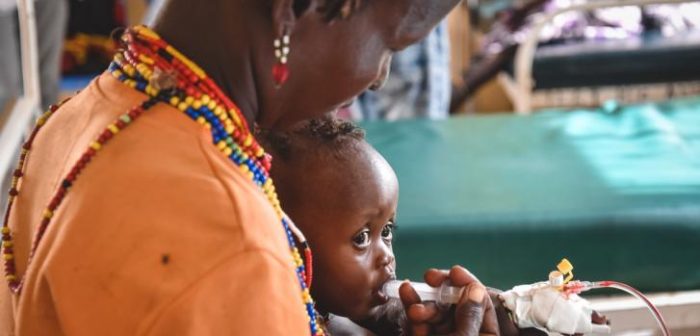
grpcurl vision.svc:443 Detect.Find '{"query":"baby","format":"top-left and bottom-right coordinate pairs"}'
top-left (261, 118), bottom-right (401, 334)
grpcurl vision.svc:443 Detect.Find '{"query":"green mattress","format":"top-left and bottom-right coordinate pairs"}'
top-left (362, 97), bottom-right (700, 292)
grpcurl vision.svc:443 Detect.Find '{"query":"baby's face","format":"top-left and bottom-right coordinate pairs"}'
top-left (276, 141), bottom-right (399, 321)
top-left (307, 179), bottom-right (398, 322)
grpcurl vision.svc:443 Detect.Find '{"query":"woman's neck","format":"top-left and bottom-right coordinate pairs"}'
top-left (151, 1), bottom-right (266, 130)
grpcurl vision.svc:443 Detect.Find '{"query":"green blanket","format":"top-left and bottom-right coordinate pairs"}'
top-left (363, 97), bottom-right (700, 292)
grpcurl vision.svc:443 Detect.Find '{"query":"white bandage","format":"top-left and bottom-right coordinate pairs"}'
top-left (499, 282), bottom-right (611, 335)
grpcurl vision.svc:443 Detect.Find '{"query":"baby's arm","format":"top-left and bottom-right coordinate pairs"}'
top-left (490, 288), bottom-right (549, 336)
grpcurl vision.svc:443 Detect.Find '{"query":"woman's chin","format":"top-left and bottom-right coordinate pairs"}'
top-left (339, 98), bottom-right (356, 109)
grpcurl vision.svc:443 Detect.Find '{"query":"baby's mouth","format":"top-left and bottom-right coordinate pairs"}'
top-left (376, 274), bottom-right (397, 304)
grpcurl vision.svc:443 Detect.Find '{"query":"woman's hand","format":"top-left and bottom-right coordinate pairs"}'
top-left (399, 266), bottom-right (499, 336)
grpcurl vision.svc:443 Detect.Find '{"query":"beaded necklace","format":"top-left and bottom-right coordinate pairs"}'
top-left (2, 26), bottom-right (322, 335)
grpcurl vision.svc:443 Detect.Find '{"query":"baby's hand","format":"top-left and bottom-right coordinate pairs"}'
top-left (493, 287), bottom-right (609, 336)
top-left (490, 288), bottom-right (547, 336)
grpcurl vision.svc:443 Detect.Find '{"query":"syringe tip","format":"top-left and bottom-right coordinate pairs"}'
top-left (382, 280), bottom-right (403, 300)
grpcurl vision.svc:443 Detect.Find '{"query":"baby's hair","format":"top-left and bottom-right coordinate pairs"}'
top-left (305, 118), bottom-right (365, 142)
top-left (259, 118), bottom-right (365, 162)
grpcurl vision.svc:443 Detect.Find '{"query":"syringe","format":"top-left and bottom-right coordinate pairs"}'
top-left (382, 280), bottom-right (464, 305)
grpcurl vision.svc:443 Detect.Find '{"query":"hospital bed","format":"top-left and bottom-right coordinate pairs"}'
top-left (494, 0), bottom-right (700, 113)
top-left (363, 97), bottom-right (700, 333)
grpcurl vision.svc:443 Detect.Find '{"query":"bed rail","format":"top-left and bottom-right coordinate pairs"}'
top-left (511, 0), bottom-right (695, 114)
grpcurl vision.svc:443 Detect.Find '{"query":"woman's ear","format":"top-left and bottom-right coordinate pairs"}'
top-left (271, 0), bottom-right (296, 37)
top-left (271, 0), bottom-right (317, 36)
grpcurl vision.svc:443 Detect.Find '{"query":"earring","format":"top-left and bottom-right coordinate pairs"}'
top-left (272, 32), bottom-right (290, 88)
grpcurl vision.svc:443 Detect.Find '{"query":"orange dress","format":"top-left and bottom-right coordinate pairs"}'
top-left (0, 73), bottom-right (309, 335)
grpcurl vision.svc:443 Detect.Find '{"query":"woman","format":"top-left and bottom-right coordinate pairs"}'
top-left (0, 0), bottom-right (496, 335)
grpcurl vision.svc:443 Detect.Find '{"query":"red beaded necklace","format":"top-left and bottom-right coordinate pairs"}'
top-left (2, 26), bottom-right (323, 335)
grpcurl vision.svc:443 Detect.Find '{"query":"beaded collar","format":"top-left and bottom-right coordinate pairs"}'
top-left (2, 26), bottom-right (323, 335)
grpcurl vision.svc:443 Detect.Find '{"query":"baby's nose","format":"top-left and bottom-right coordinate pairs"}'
top-left (377, 244), bottom-right (395, 268)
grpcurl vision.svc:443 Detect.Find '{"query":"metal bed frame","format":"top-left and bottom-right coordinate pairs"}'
top-left (499, 0), bottom-right (695, 114)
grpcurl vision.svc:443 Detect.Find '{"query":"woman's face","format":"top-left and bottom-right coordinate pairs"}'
top-left (261, 0), bottom-right (460, 129)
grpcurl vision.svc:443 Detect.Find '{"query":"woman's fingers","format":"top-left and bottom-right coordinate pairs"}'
top-left (474, 286), bottom-right (499, 336)
top-left (424, 268), bottom-right (449, 287)
top-left (405, 266), bottom-right (500, 336)
top-left (448, 266), bottom-right (479, 287)
top-left (448, 282), bottom-right (504, 336)
top-left (399, 281), bottom-right (422, 308)
top-left (424, 266), bottom-right (480, 288)
top-left (451, 285), bottom-right (487, 336)
top-left (401, 281), bottom-right (437, 335)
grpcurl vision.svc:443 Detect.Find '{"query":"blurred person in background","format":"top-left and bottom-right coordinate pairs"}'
top-left (347, 21), bottom-right (452, 121)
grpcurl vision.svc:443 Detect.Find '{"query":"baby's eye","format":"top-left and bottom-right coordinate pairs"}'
top-left (352, 229), bottom-right (371, 248)
top-left (381, 223), bottom-right (395, 241)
